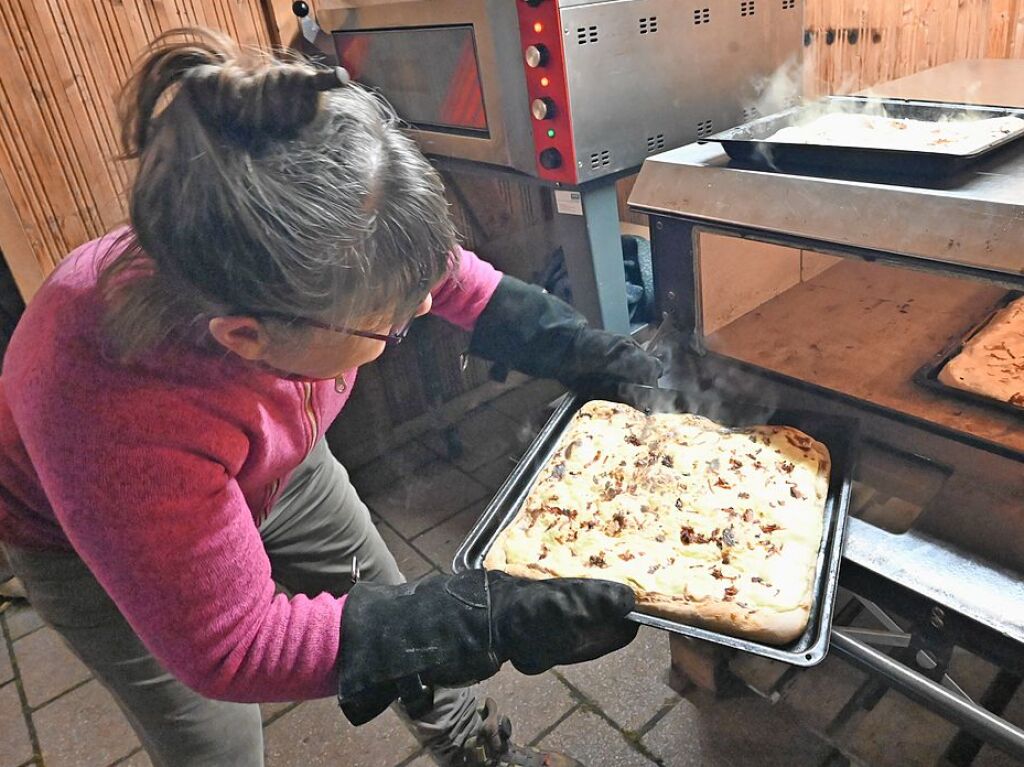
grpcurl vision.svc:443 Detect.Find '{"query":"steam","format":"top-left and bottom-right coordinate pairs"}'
top-left (633, 317), bottom-right (779, 427)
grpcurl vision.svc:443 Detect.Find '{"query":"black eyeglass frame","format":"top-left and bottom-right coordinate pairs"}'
top-left (248, 311), bottom-right (413, 345)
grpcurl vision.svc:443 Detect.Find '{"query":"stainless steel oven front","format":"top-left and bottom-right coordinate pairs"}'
top-left (314, 0), bottom-right (804, 185)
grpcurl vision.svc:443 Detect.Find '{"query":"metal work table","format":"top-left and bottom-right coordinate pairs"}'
top-left (631, 60), bottom-right (1024, 762)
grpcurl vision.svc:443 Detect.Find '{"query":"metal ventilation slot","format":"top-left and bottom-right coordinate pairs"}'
top-left (576, 25), bottom-right (599, 44)
top-left (696, 119), bottom-right (714, 138)
top-left (693, 8), bottom-right (711, 24)
top-left (783, 0), bottom-right (796, 8)
top-left (639, 16), bottom-right (659, 34)
top-left (740, 0), bottom-right (756, 16)
top-left (646, 134), bottom-right (666, 152)
top-left (742, 106), bottom-right (760, 121)
top-left (590, 149), bottom-right (612, 169)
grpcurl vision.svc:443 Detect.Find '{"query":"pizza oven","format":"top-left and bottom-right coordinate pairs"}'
top-left (627, 59), bottom-right (1024, 760)
top-left (306, 0), bottom-right (803, 185)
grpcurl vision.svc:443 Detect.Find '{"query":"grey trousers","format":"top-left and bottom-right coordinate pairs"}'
top-left (3, 440), bottom-right (481, 766)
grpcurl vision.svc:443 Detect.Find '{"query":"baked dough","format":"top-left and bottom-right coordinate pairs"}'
top-left (765, 112), bottom-right (1024, 154)
top-left (938, 296), bottom-right (1024, 409)
top-left (484, 401), bottom-right (832, 644)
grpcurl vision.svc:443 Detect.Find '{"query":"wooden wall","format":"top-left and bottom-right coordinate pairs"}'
top-left (0, 1), bottom-right (273, 298)
top-left (804, 0), bottom-right (1024, 96)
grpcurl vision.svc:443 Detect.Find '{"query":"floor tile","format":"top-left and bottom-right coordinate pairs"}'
top-left (14, 627), bottom-right (90, 707)
top-left (841, 688), bottom-right (959, 767)
top-left (350, 441), bottom-right (437, 499)
top-left (782, 654), bottom-right (868, 732)
top-left (401, 754), bottom-right (434, 767)
top-left (537, 707), bottom-right (656, 766)
top-left (973, 680), bottom-right (1024, 766)
top-left (410, 502), bottom-right (486, 573)
top-left (557, 627), bottom-right (677, 732)
top-left (645, 690), bottom-right (829, 766)
top-left (33, 679), bottom-right (140, 767)
top-left (0, 681), bottom-right (33, 767)
top-left (729, 652), bottom-right (791, 696)
top-left (469, 454), bottom-right (521, 492)
top-left (366, 462), bottom-right (488, 539)
top-left (422, 406), bottom-right (529, 473)
top-left (376, 520), bottom-right (435, 581)
top-left (261, 701), bottom-right (298, 723)
top-left (472, 667), bottom-right (576, 745)
top-left (115, 750), bottom-right (153, 766)
top-left (0, 637), bottom-right (12, 685)
top-left (3, 604), bottom-right (44, 640)
top-left (490, 380), bottom-right (566, 425)
top-left (264, 698), bottom-right (420, 767)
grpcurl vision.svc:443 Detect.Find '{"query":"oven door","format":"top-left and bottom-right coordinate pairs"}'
top-left (317, 0), bottom-right (535, 174)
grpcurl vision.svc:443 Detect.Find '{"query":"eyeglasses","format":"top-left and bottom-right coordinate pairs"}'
top-left (250, 311), bottom-right (413, 345)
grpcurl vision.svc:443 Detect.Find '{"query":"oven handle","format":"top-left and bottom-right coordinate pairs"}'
top-left (831, 628), bottom-right (1024, 759)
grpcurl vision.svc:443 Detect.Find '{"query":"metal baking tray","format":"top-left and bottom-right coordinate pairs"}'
top-left (914, 292), bottom-right (1023, 418)
top-left (704, 96), bottom-right (1024, 179)
top-left (453, 383), bottom-right (858, 667)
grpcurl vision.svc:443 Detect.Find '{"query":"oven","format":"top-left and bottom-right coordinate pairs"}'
top-left (313, 0), bottom-right (804, 186)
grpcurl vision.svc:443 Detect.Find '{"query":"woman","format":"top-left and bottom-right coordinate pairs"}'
top-left (0, 29), bottom-right (661, 767)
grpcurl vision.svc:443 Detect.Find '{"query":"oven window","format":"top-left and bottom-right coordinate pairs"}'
top-left (333, 26), bottom-right (488, 135)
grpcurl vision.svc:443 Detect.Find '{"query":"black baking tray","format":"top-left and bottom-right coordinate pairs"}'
top-left (452, 383), bottom-right (858, 667)
top-left (704, 96), bottom-right (1024, 179)
top-left (914, 292), bottom-right (1023, 418)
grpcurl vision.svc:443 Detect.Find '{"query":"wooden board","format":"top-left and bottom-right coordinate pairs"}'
top-left (0, 1), bottom-right (273, 299)
top-left (707, 259), bottom-right (1023, 454)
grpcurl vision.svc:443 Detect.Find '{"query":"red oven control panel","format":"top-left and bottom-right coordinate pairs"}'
top-left (515, 1), bottom-right (578, 184)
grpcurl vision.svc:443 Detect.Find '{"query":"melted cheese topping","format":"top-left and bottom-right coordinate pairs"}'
top-left (489, 401), bottom-right (831, 635)
top-left (765, 112), bottom-right (1024, 154)
top-left (939, 296), bottom-right (1024, 408)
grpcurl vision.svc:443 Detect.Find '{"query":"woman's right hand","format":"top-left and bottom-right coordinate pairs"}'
top-left (336, 570), bottom-right (638, 725)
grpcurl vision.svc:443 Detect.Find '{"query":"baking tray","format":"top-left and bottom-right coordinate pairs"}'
top-left (453, 383), bottom-right (858, 667)
top-left (703, 96), bottom-right (1024, 179)
top-left (914, 291), bottom-right (1023, 418)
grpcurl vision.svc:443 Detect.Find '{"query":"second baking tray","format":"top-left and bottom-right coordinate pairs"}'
top-left (914, 292), bottom-right (1023, 418)
top-left (704, 96), bottom-right (1024, 179)
top-left (453, 383), bottom-right (858, 667)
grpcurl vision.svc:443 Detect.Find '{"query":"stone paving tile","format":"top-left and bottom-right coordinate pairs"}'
top-left (261, 701), bottom-right (298, 723)
top-left (410, 501), bottom-right (486, 573)
top-left (402, 754), bottom-right (434, 767)
top-left (946, 647), bottom-right (1000, 700)
top-left (14, 627), bottom-right (90, 707)
top-left (472, 667), bottom-right (576, 745)
top-left (0, 637), bottom-right (12, 685)
top-left (0, 681), bottom-right (33, 767)
top-left (350, 441), bottom-right (438, 499)
top-left (33, 679), bottom-right (140, 767)
top-left (376, 520), bottom-right (435, 581)
top-left (782, 654), bottom-right (868, 732)
top-left (470, 454), bottom-right (521, 492)
top-left (973, 680), bottom-right (1024, 767)
top-left (557, 627), bottom-right (678, 732)
top-left (842, 688), bottom-right (959, 767)
top-left (264, 698), bottom-right (420, 767)
top-left (365, 461), bottom-right (488, 539)
top-left (643, 690), bottom-right (830, 767)
top-left (115, 750), bottom-right (153, 766)
top-left (490, 379), bottom-right (566, 425)
top-left (3, 604), bottom-right (44, 640)
top-left (421, 406), bottom-right (529, 473)
top-left (537, 707), bottom-right (656, 766)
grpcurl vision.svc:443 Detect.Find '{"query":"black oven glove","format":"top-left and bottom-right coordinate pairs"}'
top-left (469, 275), bottom-right (663, 389)
top-left (336, 569), bottom-right (637, 726)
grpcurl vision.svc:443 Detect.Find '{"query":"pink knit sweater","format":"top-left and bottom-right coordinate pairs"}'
top-left (0, 230), bottom-right (502, 702)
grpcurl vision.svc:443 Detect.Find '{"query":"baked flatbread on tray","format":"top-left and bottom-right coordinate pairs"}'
top-left (938, 296), bottom-right (1024, 410)
top-left (484, 401), bottom-right (832, 644)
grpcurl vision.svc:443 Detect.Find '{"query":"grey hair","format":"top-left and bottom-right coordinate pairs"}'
top-left (100, 27), bottom-right (457, 361)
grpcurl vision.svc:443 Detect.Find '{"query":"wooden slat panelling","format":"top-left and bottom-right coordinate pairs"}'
top-left (804, 0), bottom-right (1024, 96)
top-left (0, 1), bottom-right (271, 298)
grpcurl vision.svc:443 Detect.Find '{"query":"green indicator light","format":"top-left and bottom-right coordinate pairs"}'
top-left (547, 128), bottom-right (556, 138)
